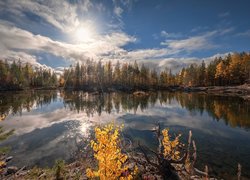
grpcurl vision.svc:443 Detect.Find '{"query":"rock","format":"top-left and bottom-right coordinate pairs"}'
top-left (5, 156), bottom-right (13, 162)
top-left (133, 91), bottom-right (149, 96)
top-left (7, 166), bottom-right (18, 174)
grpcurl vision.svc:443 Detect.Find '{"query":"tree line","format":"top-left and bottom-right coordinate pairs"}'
top-left (177, 52), bottom-right (250, 86)
top-left (0, 60), bottom-right (57, 90)
top-left (0, 52), bottom-right (249, 91)
top-left (60, 59), bottom-right (160, 90)
top-left (60, 52), bottom-right (250, 90)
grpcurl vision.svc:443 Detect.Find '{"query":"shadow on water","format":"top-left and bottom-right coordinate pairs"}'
top-left (0, 90), bottom-right (250, 178)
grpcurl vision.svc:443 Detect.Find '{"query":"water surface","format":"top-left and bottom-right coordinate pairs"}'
top-left (0, 90), bottom-right (249, 178)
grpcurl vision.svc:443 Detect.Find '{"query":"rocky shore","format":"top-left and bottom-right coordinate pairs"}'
top-left (180, 84), bottom-right (250, 100)
top-left (0, 154), bottom-right (215, 180)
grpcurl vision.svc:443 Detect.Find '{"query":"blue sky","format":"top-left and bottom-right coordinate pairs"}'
top-left (0, 0), bottom-right (250, 72)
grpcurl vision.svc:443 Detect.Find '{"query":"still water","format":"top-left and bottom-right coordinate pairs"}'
top-left (0, 90), bottom-right (249, 178)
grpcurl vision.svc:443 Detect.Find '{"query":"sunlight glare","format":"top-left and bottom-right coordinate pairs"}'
top-left (74, 22), bottom-right (98, 43)
top-left (76, 27), bottom-right (92, 40)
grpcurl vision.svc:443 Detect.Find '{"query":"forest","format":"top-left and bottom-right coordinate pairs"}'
top-left (0, 52), bottom-right (250, 91)
top-left (60, 52), bottom-right (250, 90)
top-left (0, 60), bottom-right (57, 90)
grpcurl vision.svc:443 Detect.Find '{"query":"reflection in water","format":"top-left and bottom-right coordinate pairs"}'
top-left (0, 90), bottom-right (249, 178)
top-left (59, 91), bottom-right (250, 129)
top-left (0, 91), bottom-right (57, 118)
top-left (1, 91), bottom-right (249, 129)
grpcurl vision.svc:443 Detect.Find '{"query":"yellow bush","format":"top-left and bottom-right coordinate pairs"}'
top-left (162, 129), bottom-right (182, 161)
top-left (86, 124), bottom-right (137, 180)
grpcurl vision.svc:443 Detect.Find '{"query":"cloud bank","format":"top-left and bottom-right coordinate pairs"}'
top-left (0, 0), bottom-right (236, 72)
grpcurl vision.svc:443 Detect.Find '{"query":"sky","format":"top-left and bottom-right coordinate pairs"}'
top-left (0, 0), bottom-right (250, 73)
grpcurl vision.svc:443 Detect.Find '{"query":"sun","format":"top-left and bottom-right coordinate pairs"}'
top-left (75, 27), bottom-right (92, 41)
top-left (74, 21), bottom-right (98, 43)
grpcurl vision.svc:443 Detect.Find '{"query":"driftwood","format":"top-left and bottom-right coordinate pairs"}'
top-left (238, 163), bottom-right (241, 180)
top-left (138, 123), bottom-right (181, 179)
top-left (137, 123), bottom-right (220, 180)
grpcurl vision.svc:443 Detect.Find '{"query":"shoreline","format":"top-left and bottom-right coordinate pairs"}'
top-left (1, 84), bottom-right (249, 100)
top-left (182, 84), bottom-right (250, 100)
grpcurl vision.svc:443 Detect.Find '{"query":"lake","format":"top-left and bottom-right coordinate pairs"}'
top-left (0, 90), bottom-right (249, 179)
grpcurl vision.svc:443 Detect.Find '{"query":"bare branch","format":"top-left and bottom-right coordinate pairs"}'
top-left (238, 163), bottom-right (241, 180)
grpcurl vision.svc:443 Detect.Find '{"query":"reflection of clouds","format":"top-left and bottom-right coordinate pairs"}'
top-left (120, 103), bottom-right (250, 139)
top-left (118, 114), bottom-right (166, 131)
top-left (2, 108), bottom-right (76, 135)
top-left (1, 100), bottom-right (126, 136)
top-left (117, 103), bottom-right (250, 178)
top-left (2, 121), bottom-right (84, 167)
top-left (1, 92), bottom-right (250, 176)
top-left (0, 101), bottom-right (128, 167)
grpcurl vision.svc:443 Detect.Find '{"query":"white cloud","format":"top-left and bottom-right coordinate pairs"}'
top-left (0, 21), bottom-right (137, 65)
top-left (0, 20), bottom-right (232, 74)
top-left (114, 6), bottom-right (124, 17)
top-left (161, 30), bottom-right (168, 37)
top-left (219, 27), bottom-right (234, 35)
top-left (122, 48), bottom-right (172, 60)
top-left (0, 0), bottom-right (169, 68)
top-left (160, 30), bottom-right (182, 38)
top-left (112, 0), bottom-right (134, 11)
top-left (161, 31), bottom-right (221, 53)
top-left (0, 50), bottom-right (56, 71)
top-left (0, 50), bottom-right (36, 65)
top-left (129, 52), bottom-right (230, 73)
top-left (237, 29), bottom-right (250, 37)
top-left (160, 28), bottom-right (234, 54)
top-left (162, 33), bottom-right (215, 52)
top-left (77, 0), bottom-right (93, 13)
top-left (0, 0), bottom-right (85, 33)
top-left (0, 0), bottom-right (236, 73)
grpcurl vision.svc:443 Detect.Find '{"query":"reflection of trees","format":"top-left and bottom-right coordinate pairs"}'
top-left (61, 92), bottom-right (156, 116)
top-left (210, 97), bottom-right (250, 128)
top-left (61, 91), bottom-right (104, 117)
top-left (62, 91), bottom-right (250, 129)
top-left (0, 91), bottom-right (57, 118)
top-left (1, 90), bottom-right (249, 129)
top-left (160, 92), bottom-right (250, 129)
top-left (68, 91), bottom-right (250, 129)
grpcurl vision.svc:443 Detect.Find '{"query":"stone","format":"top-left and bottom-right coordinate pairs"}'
top-left (5, 156), bottom-right (13, 162)
top-left (7, 166), bottom-right (18, 174)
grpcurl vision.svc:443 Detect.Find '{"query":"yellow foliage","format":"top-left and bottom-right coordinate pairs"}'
top-left (0, 114), bottom-right (7, 121)
top-left (162, 129), bottom-right (182, 161)
top-left (86, 123), bottom-right (137, 180)
top-left (59, 77), bottom-right (65, 87)
top-left (0, 160), bottom-right (6, 173)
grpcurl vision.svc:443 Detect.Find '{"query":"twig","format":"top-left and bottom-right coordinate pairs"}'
top-left (237, 163), bottom-right (241, 180)
top-left (186, 131), bottom-right (192, 158)
top-left (192, 140), bottom-right (197, 163)
top-left (189, 140), bottom-right (197, 175)
top-left (184, 131), bottom-right (192, 174)
top-left (204, 165), bottom-right (209, 180)
top-left (193, 168), bottom-right (207, 176)
top-left (15, 166), bottom-right (26, 176)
